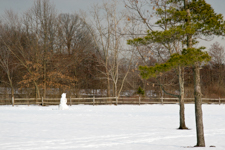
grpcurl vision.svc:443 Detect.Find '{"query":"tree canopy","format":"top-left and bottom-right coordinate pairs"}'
top-left (128, 0), bottom-right (225, 79)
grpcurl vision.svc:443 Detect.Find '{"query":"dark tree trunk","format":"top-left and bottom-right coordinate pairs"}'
top-left (178, 95), bottom-right (187, 129)
top-left (184, 0), bottom-right (205, 146)
top-left (178, 66), bottom-right (188, 129)
top-left (193, 63), bottom-right (205, 147)
top-left (107, 73), bottom-right (110, 97)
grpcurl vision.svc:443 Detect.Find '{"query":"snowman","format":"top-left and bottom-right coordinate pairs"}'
top-left (58, 93), bottom-right (69, 110)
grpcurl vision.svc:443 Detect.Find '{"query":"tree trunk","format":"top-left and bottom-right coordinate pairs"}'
top-left (193, 63), bottom-right (205, 147)
top-left (157, 66), bottom-right (188, 129)
top-left (8, 75), bottom-right (14, 100)
top-left (184, 0), bottom-right (205, 146)
top-left (11, 86), bottom-right (14, 101)
top-left (115, 83), bottom-right (117, 97)
top-left (143, 80), bottom-right (147, 97)
top-left (43, 60), bottom-right (47, 98)
top-left (178, 66), bottom-right (188, 129)
top-left (107, 73), bottom-right (110, 97)
top-left (34, 81), bottom-right (40, 99)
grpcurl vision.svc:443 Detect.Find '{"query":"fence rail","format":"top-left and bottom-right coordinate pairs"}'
top-left (0, 96), bottom-right (225, 106)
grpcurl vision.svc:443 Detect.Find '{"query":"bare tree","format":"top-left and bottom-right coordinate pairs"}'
top-left (209, 42), bottom-right (225, 65)
top-left (57, 13), bottom-right (96, 96)
top-left (0, 10), bottom-right (24, 98)
top-left (28, 0), bottom-right (57, 98)
top-left (81, 0), bottom-right (134, 97)
top-left (125, 0), bottom-right (188, 129)
top-left (209, 42), bottom-right (225, 97)
top-left (0, 43), bottom-right (16, 98)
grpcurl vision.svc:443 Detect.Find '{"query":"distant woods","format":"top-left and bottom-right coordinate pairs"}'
top-left (0, 0), bottom-right (224, 99)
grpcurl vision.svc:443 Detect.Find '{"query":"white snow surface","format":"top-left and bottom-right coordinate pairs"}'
top-left (0, 104), bottom-right (224, 150)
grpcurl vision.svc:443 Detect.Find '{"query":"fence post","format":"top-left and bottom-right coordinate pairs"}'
top-left (70, 97), bottom-right (72, 106)
top-left (93, 96), bottom-right (95, 106)
top-left (116, 97), bottom-right (118, 105)
top-left (42, 97), bottom-right (43, 106)
top-left (12, 96), bottom-right (14, 107)
top-left (219, 97), bottom-right (221, 105)
top-left (139, 96), bottom-right (141, 105)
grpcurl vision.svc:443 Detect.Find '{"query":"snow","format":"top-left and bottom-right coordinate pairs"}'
top-left (0, 104), bottom-right (224, 150)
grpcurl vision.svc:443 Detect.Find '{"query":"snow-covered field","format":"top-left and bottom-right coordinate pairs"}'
top-left (0, 104), bottom-right (224, 150)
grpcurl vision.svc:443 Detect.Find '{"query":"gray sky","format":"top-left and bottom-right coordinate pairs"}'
top-left (0, 0), bottom-right (224, 48)
top-left (0, 0), bottom-right (224, 15)
top-left (0, 0), bottom-right (111, 15)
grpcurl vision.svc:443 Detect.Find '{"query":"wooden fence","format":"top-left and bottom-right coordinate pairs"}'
top-left (0, 96), bottom-right (225, 106)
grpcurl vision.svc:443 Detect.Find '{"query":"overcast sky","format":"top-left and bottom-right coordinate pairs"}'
top-left (0, 0), bottom-right (224, 48)
top-left (0, 0), bottom-right (112, 15)
top-left (0, 0), bottom-right (224, 15)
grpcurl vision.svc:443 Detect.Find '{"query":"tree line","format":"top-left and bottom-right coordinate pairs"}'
top-left (0, 0), bottom-right (224, 101)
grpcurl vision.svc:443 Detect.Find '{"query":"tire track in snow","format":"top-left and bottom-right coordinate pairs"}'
top-left (0, 132), bottom-right (195, 150)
